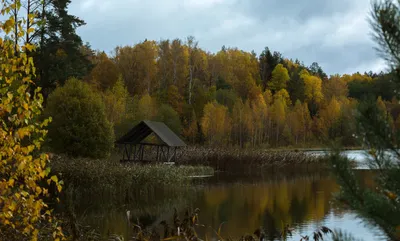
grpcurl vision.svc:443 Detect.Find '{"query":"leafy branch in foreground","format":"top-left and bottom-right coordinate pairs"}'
top-left (0, 1), bottom-right (63, 240)
top-left (327, 0), bottom-right (400, 240)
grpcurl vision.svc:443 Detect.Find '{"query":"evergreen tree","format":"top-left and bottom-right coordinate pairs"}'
top-left (34, 0), bottom-right (92, 98)
top-left (329, 1), bottom-right (400, 240)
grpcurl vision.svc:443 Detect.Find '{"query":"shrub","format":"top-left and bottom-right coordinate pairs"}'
top-left (45, 78), bottom-right (114, 158)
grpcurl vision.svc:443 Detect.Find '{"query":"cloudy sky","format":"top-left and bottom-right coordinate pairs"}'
top-left (69, 0), bottom-right (388, 76)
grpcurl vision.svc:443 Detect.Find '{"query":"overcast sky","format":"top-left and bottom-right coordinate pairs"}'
top-left (69, 0), bottom-right (388, 76)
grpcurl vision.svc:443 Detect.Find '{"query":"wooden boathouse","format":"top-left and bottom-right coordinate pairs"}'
top-left (115, 120), bottom-right (186, 163)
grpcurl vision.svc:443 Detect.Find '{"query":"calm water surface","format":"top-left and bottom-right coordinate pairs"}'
top-left (72, 150), bottom-right (387, 241)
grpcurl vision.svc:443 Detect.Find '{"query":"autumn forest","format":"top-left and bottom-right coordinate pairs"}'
top-left (18, 0), bottom-right (399, 150)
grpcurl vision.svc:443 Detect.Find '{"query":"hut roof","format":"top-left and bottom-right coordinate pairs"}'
top-left (115, 120), bottom-right (186, 147)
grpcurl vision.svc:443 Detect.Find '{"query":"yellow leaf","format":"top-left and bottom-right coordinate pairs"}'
top-left (27, 27), bottom-right (35, 34)
top-left (8, 201), bottom-right (16, 211)
top-left (17, 128), bottom-right (29, 139)
top-left (25, 44), bottom-right (34, 52)
top-left (51, 175), bottom-right (58, 183)
top-left (8, 178), bottom-right (14, 187)
top-left (36, 186), bottom-right (42, 195)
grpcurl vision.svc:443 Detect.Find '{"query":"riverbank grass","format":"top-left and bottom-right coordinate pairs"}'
top-left (50, 154), bottom-right (214, 190)
top-left (178, 147), bottom-right (330, 172)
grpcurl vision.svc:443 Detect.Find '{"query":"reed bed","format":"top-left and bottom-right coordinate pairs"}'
top-left (176, 146), bottom-right (329, 173)
top-left (50, 154), bottom-right (214, 191)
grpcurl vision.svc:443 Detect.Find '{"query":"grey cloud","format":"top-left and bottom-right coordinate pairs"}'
top-left (69, 0), bottom-right (385, 75)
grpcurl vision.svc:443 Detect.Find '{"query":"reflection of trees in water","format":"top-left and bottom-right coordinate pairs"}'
top-left (58, 185), bottom-right (200, 239)
top-left (196, 172), bottom-right (345, 239)
top-left (57, 170), bottom-right (376, 240)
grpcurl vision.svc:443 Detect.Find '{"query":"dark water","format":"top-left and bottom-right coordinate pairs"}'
top-left (71, 151), bottom-right (387, 241)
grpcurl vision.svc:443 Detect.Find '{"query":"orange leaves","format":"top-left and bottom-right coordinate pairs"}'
top-left (385, 191), bottom-right (397, 200)
top-left (396, 225), bottom-right (400, 239)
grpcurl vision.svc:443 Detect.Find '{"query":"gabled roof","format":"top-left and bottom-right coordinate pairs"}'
top-left (115, 120), bottom-right (186, 147)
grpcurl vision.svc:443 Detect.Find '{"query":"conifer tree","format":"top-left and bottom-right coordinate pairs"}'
top-left (329, 1), bottom-right (400, 240)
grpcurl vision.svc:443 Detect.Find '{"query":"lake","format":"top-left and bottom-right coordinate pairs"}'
top-left (70, 150), bottom-right (387, 241)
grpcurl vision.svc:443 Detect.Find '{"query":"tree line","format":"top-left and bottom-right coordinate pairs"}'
top-left (7, 0), bottom-right (400, 154)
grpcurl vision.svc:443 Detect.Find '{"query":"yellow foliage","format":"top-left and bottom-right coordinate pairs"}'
top-left (341, 73), bottom-right (372, 83)
top-left (268, 64), bottom-right (290, 91)
top-left (0, 1), bottom-right (63, 239)
top-left (377, 96), bottom-right (387, 114)
top-left (316, 97), bottom-right (342, 138)
top-left (301, 71), bottom-right (324, 103)
top-left (138, 93), bottom-right (157, 120)
top-left (103, 77), bottom-right (129, 125)
top-left (273, 89), bottom-right (291, 106)
top-left (201, 101), bottom-right (231, 145)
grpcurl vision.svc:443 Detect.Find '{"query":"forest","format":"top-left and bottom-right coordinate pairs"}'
top-left (6, 0), bottom-right (400, 153)
top-left (3, 0), bottom-right (400, 240)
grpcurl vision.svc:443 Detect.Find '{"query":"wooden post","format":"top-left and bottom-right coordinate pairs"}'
top-left (156, 145), bottom-right (159, 162)
top-left (133, 145), bottom-right (137, 161)
top-left (122, 144), bottom-right (126, 161)
top-left (161, 146), bottom-right (166, 162)
top-left (174, 147), bottom-right (177, 162)
top-left (140, 144), bottom-right (144, 162)
top-left (128, 144), bottom-right (133, 161)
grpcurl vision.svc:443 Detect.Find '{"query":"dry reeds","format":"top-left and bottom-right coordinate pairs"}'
top-left (50, 154), bottom-right (214, 191)
top-left (175, 147), bottom-right (329, 173)
top-left (105, 208), bottom-right (335, 241)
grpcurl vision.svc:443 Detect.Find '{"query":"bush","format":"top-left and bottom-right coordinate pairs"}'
top-left (45, 78), bottom-right (114, 158)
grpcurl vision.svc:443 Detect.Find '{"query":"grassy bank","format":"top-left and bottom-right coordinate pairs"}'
top-left (50, 154), bottom-right (214, 190)
top-left (177, 146), bottom-right (330, 173)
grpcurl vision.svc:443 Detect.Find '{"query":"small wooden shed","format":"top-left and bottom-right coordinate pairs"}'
top-left (115, 120), bottom-right (186, 163)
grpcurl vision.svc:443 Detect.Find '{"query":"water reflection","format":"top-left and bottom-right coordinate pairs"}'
top-left (306, 149), bottom-right (400, 170)
top-left (68, 169), bottom-right (386, 241)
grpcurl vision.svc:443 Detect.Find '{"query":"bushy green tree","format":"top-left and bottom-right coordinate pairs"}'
top-left (268, 64), bottom-right (290, 92)
top-left (156, 104), bottom-right (182, 134)
top-left (45, 78), bottom-right (114, 158)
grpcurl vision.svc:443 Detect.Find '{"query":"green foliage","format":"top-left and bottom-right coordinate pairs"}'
top-left (137, 93), bottom-right (157, 120)
top-left (268, 64), bottom-right (290, 92)
top-left (45, 78), bottom-right (114, 158)
top-left (328, 2), bottom-right (400, 240)
top-left (156, 104), bottom-right (182, 134)
top-left (103, 76), bottom-right (129, 126)
top-left (259, 47), bottom-right (283, 91)
top-left (34, 0), bottom-right (92, 97)
top-left (216, 89), bottom-right (238, 111)
top-left (348, 73), bottom-right (396, 101)
top-left (370, 0), bottom-right (400, 68)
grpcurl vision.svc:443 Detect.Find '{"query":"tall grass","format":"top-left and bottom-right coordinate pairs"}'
top-left (66, 207), bottom-right (334, 241)
top-left (49, 154), bottom-right (213, 197)
top-left (176, 147), bottom-right (329, 173)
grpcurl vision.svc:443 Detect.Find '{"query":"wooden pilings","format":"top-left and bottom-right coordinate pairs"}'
top-left (120, 143), bottom-right (179, 164)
